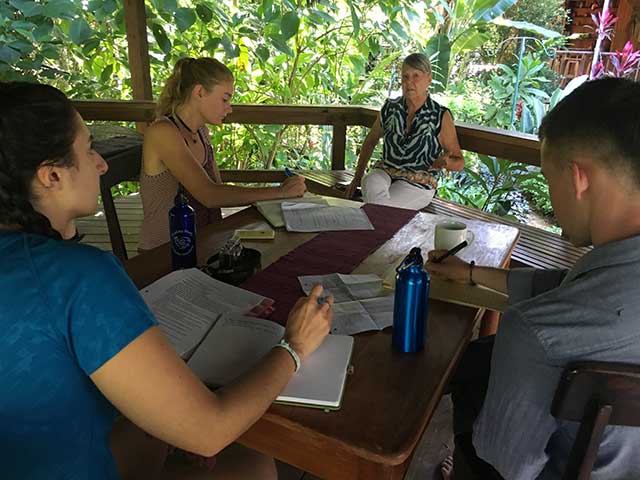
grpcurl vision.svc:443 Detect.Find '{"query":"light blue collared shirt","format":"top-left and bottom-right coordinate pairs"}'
top-left (473, 235), bottom-right (640, 479)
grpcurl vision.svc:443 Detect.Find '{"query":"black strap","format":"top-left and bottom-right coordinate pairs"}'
top-left (167, 115), bottom-right (190, 147)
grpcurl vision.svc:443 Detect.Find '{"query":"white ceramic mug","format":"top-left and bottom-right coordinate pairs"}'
top-left (434, 221), bottom-right (475, 251)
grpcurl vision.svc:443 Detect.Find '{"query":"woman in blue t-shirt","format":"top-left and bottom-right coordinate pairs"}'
top-left (345, 53), bottom-right (464, 210)
top-left (0, 83), bottom-right (332, 479)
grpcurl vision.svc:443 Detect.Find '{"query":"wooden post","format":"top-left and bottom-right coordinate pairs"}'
top-left (331, 123), bottom-right (347, 170)
top-left (123, 0), bottom-right (153, 131)
top-left (611, 0), bottom-right (640, 51)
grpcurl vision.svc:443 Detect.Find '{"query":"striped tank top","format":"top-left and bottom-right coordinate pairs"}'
top-left (377, 96), bottom-right (449, 189)
top-left (138, 116), bottom-right (222, 251)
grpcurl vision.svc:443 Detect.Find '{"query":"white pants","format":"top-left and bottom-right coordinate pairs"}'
top-left (361, 169), bottom-right (435, 210)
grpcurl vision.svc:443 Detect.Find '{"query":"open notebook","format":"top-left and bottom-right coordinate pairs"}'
top-left (140, 268), bottom-right (273, 357)
top-left (188, 313), bottom-right (354, 410)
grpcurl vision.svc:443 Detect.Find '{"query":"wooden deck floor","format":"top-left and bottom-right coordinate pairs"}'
top-left (76, 194), bottom-right (453, 480)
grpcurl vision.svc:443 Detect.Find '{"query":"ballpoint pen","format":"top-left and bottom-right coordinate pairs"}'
top-left (432, 240), bottom-right (468, 264)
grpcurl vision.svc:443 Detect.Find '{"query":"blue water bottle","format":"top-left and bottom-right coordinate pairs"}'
top-left (169, 188), bottom-right (197, 270)
top-left (392, 247), bottom-right (430, 353)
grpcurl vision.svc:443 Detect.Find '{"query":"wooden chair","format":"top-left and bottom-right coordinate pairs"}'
top-left (551, 361), bottom-right (640, 480)
top-left (94, 137), bottom-right (143, 261)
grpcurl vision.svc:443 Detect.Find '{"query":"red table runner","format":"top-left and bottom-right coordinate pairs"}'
top-left (240, 203), bottom-right (418, 323)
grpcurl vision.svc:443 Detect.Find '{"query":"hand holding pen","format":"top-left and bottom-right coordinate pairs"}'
top-left (431, 240), bottom-right (468, 263)
top-left (425, 241), bottom-right (474, 284)
top-left (281, 167), bottom-right (306, 197)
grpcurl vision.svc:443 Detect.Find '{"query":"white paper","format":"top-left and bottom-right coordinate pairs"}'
top-left (282, 203), bottom-right (374, 232)
top-left (140, 268), bottom-right (270, 357)
top-left (331, 301), bottom-right (379, 335)
top-left (329, 296), bottom-right (394, 335)
top-left (360, 295), bottom-right (395, 330)
top-left (255, 194), bottom-right (328, 228)
top-left (298, 273), bottom-right (383, 302)
top-left (298, 274), bottom-right (393, 335)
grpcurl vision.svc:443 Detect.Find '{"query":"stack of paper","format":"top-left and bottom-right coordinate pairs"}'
top-left (299, 273), bottom-right (394, 335)
top-left (140, 268), bottom-right (273, 357)
top-left (255, 194), bottom-right (328, 228)
top-left (283, 203), bottom-right (374, 233)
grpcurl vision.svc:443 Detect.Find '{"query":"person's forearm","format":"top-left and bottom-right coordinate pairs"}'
top-left (200, 184), bottom-right (286, 208)
top-left (471, 265), bottom-right (509, 294)
top-left (205, 348), bottom-right (296, 451)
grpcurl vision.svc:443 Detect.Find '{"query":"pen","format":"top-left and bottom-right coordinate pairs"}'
top-left (284, 167), bottom-right (294, 177)
top-left (432, 240), bottom-right (468, 264)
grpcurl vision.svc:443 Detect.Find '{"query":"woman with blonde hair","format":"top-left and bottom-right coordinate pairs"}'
top-left (344, 53), bottom-right (464, 210)
top-left (139, 57), bottom-right (306, 250)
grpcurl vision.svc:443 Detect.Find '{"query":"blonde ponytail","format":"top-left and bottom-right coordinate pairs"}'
top-left (156, 57), bottom-right (234, 117)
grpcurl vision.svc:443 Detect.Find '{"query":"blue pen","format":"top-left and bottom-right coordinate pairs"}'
top-left (284, 167), bottom-right (294, 177)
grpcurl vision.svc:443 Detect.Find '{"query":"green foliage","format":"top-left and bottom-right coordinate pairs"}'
top-left (483, 53), bottom-right (554, 132)
top-left (425, 0), bottom-right (520, 91)
top-left (0, 0), bottom-right (558, 224)
top-left (0, 0), bottom-right (130, 97)
top-left (438, 153), bottom-right (540, 218)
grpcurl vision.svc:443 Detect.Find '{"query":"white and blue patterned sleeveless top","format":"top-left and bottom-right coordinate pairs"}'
top-left (381, 95), bottom-right (448, 171)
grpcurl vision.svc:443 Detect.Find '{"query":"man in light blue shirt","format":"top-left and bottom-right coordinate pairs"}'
top-left (427, 77), bottom-right (640, 479)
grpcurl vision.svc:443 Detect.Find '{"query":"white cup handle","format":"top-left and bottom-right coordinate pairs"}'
top-left (466, 230), bottom-right (475, 246)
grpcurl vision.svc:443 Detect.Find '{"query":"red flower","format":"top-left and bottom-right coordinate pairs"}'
top-left (515, 99), bottom-right (524, 121)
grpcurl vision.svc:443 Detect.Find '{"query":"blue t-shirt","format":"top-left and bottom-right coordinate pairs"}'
top-left (0, 231), bottom-right (156, 479)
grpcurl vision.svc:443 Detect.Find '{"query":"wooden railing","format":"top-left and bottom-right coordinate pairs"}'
top-left (73, 100), bottom-right (541, 169)
top-left (550, 50), bottom-right (640, 87)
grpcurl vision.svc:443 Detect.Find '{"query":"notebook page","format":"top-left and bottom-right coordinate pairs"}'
top-left (140, 269), bottom-right (270, 357)
top-left (282, 203), bottom-right (374, 233)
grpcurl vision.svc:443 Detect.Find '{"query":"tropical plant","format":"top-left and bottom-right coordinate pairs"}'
top-left (483, 53), bottom-right (552, 132)
top-left (588, 0), bottom-right (616, 79)
top-left (438, 153), bottom-right (542, 218)
top-left (592, 41), bottom-right (640, 78)
top-left (424, 0), bottom-right (562, 91)
top-left (0, 0), bottom-right (131, 97)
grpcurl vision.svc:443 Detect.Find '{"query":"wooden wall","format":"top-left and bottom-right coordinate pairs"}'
top-left (563, 0), bottom-right (620, 50)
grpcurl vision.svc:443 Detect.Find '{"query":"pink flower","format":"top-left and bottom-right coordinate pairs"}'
top-left (590, 7), bottom-right (617, 39)
top-left (609, 41), bottom-right (640, 77)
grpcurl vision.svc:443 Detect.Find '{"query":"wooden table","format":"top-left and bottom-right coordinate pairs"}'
top-left (124, 202), bottom-right (519, 480)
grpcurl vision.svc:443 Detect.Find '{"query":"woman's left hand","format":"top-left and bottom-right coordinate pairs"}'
top-left (430, 152), bottom-right (449, 170)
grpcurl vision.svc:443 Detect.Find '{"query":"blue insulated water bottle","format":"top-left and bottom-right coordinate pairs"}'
top-left (169, 188), bottom-right (197, 270)
top-left (392, 247), bottom-right (430, 353)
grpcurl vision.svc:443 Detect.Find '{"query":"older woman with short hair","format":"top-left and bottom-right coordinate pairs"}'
top-left (345, 53), bottom-right (464, 209)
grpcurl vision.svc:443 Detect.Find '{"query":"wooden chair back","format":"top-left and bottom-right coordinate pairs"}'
top-left (94, 137), bottom-right (143, 261)
top-left (551, 361), bottom-right (640, 480)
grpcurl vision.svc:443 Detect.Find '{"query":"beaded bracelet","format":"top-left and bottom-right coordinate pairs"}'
top-left (273, 339), bottom-right (301, 373)
top-left (469, 260), bottom-right (477, 286)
